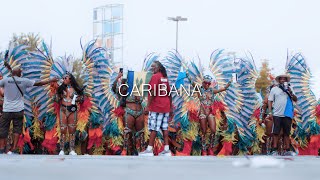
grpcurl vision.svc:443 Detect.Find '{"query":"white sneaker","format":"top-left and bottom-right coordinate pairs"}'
top-left (271, 151), bottom-right (279, 156)
top-left (158, 150), bottom-right (172, 156)
top-left (283, 151), bottom-right (296, 156)
top-left (59, 150), bottom-right (65, 155)
top-left (69, 150), bottom-right (77, 156)
top-left (7, 151), bottom-right (13, 155)
top-left (139, 149), bottom-right (154, 156)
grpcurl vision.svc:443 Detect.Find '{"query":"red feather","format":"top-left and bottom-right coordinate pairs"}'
top-left (298, 135), bottom-right (320, 155)
top-left (42, 137), bottom-right (58, 153)
top-left (53, 102), bottom-right (60, 116)
top-left (212, 101), bottom-right (226, 115)
top-left (110, 145), bottom-right (121, 155)
top-left (189, 111), bottom-right (199, 122)
top-left (17, 134), bottom-right (25, 153)
top-left (79, 97), bottom-right (92, 112)
top-left (105, 147), bottom-right (113, 155)
top-left (17, 129), bottom-right (34, 154)
top-left (121, 149), bottom-right (127, 156)
top-left (217, 142), bottom-right (233, 156)
top-left (23, 129), bottom-right (34, 150)
top-left (87, 128), bottom-right (102, 149)
top-left (315, 105), bottom-right (320, 119)
top-left (153, 144), bottom-right (164, 156)
top-left (175, 140), bottom-right (192, 156)
top-left (113, 107), bottom-right (125, 117)
top-left (253, 108), bottom-right (260, 120)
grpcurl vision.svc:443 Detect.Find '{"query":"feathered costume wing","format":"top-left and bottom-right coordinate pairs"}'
top-left (142, 52), bottom-right (159, 72)
top-left (163, 51), bottom-right (198, 155)
top-left (91, 44), bottom-right (122, 154)
top-left (235, 54), bottom-right (262, 154)
top-left (39, 49), bottom-right (75, 152)
top-left (80, 40), bottom-right (110, 153)
top-left (40, 40), bottom-right (110, 154)
top-left (285, 52), bottom-right (320, 154)
top-left (164, 51), bottom-right (190, 133)
top-left (209, 49), bottom-right (241, 148)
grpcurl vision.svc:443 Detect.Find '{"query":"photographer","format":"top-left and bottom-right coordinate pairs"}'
top-left (268, 74), bottom-right (297, 156)
top-left (0, 66), bottom-right (58, 154)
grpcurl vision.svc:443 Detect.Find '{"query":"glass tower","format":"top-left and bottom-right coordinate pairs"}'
top-left (93, 4), bottom-right (123, 65)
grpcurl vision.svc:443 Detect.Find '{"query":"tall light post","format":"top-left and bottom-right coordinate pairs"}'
top-left (168, 16), bottom-right (188, 52)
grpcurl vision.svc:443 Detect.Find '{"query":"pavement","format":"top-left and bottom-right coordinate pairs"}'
top-left (0, 155), bottom-right (319, 180)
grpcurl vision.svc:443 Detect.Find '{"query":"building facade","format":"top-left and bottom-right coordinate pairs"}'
top-left (93, 4), bottom-right (123, 65)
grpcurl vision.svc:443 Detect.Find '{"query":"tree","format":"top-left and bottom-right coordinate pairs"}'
top-left (9, 33), bottom-right (42, 51)
top-left (72, 59), bottom-right (84, 87)
top-left (255, 59), bottom-right (272, 97)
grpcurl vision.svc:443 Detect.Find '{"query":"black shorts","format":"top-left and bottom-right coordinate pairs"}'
top-left (0, 111), bottom-right (24, 138)
top-left (272, 116), bottom-right (292, 136)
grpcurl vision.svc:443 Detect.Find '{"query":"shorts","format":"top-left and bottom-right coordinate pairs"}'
top-left (148, 112), bottom-right (169, 132)
top-left (272, 116), bottom-right (292, 136)
top-left (0, 111), bottom-right (24, 138)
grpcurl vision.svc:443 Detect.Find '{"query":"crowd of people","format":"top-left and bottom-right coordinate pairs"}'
top-left (0, 41), bottom-right (319, 156)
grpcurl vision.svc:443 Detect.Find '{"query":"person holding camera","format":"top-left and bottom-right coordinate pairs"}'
top-left (112, 68), bottom-right (145, 155)
top-left (0, 66), bottom-right (58, 154)
top-left (268, 74), bottom-right (297, 156)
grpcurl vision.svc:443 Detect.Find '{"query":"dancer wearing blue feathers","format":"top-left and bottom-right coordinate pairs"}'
top-left (111, 71), bottom-right (145, 155)
top-left (196, 75), bottom-right (231, 155)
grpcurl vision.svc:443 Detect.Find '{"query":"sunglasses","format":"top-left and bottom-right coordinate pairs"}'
top-left (204, 82), bottom-right (211, 86)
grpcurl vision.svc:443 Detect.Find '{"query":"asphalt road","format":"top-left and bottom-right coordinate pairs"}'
top-left (0, 155), bottom-right (319, 180)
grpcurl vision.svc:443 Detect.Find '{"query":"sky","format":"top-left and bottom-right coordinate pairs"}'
top-left (0, 0), bottom-right (319, 98)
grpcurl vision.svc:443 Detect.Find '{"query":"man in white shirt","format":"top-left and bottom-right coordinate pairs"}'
top-left (268, 74), bottom-right (297, 156)
top-left (0, 67), bottom-right (58, 154)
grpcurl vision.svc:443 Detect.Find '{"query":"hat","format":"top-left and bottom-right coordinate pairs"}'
top-left (275, 74), bottom-right (290, 82)
top-left (203, 75), bottom-right (213, 83)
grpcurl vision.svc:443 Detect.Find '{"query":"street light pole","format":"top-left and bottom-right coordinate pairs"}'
top-left (168, 16), bottom-right (187, 52)
top-left (176, 20), bottom-right (178, 51)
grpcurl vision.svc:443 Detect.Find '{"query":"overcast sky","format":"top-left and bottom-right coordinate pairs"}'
top-left (0, 0), bottom-right (319, 98)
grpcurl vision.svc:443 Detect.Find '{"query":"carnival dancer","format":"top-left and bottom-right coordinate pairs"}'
top-left (32, 41), bottom-right (101, 155)
top-left (198, 75), bottom-right (230, 155)
top-left (0, 65), bottom-right (57, 154)
top-left (0, 73), bottom-right (4, 153)
top-left (99, 53), bottom-right (157, 155)
top-left (175, 49), bottom-right (241, 156)
top-left (268, 74), bottom-right (297, 156)
top-left (54, 72), bottom-right (84, 155)
top-left (112, 71), bottom-right (145, 155)
top-left (139, 61), bottom-right (173, 156)
top-left (261, 78), bottom-right (277, 154)
top-left (0, 73), bottom-right (4, 118)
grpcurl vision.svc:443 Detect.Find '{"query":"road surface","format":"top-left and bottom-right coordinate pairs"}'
top-left (0, 155), bottom-right (319, 180)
